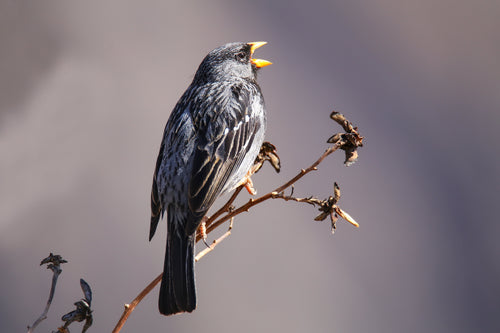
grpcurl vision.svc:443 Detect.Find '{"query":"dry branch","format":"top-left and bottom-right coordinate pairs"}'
top-left (112, 111), bottom-right (364, 332)
top-left (27, 253), bottom-right (67, 333)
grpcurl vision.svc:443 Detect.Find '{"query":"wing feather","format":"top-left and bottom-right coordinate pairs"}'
top-left (149, 140), bottom-right (165, 241)
top-left (188, 82), bottom-right (263, 214)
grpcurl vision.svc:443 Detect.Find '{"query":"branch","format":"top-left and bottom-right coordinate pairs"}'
top-left (113, 111), bottom-right (363, 332)
top-left (27, 253), bottom-right (67, 333)
top-left (195, 218), bottom-right (234, 262)
top-left (270, 183), bottom-right (360, 231)
top-left (204, 143), bottom-right (342, 236)
top-left (112, 274), bottom-right (163, 333)
top-left (201, 186), bottom-right (243, 234)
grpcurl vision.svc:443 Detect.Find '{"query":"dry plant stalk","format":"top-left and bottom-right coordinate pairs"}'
top-left (27, 254), bottom-right (94, 333)
top-left (27, 253), bottom-right (67, 333)
top-left (112, 111), bottom-right (364, 333)
top-left (54, 279), bottom-right (93, 333)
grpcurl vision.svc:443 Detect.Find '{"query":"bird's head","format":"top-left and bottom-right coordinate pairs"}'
top-left (193, 41), bottom-right (272, 84)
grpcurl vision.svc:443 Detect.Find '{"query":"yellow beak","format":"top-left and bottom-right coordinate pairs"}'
top-left (248, 41), bottom-right (272, 68)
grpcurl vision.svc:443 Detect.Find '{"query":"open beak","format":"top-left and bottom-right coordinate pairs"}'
top-left (248, 41), bottom-right (272, 68)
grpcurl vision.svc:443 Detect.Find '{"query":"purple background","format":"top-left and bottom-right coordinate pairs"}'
top-left (1, 1), bottom-right (499, 332)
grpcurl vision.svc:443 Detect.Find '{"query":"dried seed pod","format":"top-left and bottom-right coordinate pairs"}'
top-left (253, 141), bottom-right (281, 173)
top-left (334, 207), bottom-right (359, 227)
top-left (344, 146), bottom-right (359, 166)
top-left (333, 182), bottom-right (341, 202)
top-left (327, 133), bottom-right (342, 144)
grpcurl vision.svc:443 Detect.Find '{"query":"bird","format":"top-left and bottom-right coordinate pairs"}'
top-left (149, 42), bottom-right (272, 316)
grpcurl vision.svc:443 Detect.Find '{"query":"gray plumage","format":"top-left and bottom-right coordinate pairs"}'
top-left (149, 42), bottom-right (269, 315)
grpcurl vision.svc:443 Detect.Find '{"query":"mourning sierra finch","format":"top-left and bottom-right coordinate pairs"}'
top-left (150, 42), bottom-right (271, 315)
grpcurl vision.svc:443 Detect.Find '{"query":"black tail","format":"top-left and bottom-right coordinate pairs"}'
top-left (159, 212), bottom-right (197, 315)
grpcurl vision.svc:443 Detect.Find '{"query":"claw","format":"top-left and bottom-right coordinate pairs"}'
top-left (202, 238), bottom-right (211, 248)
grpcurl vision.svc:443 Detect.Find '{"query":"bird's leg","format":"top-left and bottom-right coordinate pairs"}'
top-left (237, 173), bottom-right (257, 195)
top-left (198, 216), bottom-right (210, 248)
top-left (244, 175), bottom-right (257, 195)
top-left (195, 217), bottom-right (234, 262)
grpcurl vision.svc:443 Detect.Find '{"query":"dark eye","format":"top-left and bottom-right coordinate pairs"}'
top-left (235, 51), bottom-right (247, 62)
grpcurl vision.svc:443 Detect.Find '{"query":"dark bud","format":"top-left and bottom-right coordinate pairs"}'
top-left (40, 253), bottom-right (68, 266)
top-left (314, 196), bottom-right (336, 221)
top-left (40, 253), bottom-right (67, 274)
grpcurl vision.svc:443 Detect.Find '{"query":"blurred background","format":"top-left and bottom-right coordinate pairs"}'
top-left (1, 0), bottom-right (499, 332)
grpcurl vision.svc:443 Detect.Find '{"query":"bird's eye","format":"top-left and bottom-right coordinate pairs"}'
top-left (235, 52), bottom-right (247, 62)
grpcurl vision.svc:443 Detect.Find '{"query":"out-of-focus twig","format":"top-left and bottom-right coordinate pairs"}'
top-left (27, 253), bottom-right (67, 333)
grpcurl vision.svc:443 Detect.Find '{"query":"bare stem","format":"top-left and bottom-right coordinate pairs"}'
top-left (195, 218), bottom-right (234, 262)
top-left (271, 192), bottom-right (323, 206)
top-left (28, 254), bottom-right (67, 333)
top-left (112, 273), bottom-right (163, 333)
top-left (197, 186), bottom-right (243, 242)
top-left (27, 270), bottom-right (61, 333)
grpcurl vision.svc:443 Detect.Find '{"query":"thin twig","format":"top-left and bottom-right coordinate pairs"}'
top-left (27, 271), bottom-right (60, 332)
top-left (271, 191), bottom-right (359, 228)
top-left (271, 191), bottom-right (323, 206)
top-left (197, 186), bottom-right (242, 242)
top-left (195, 218), bottom-right (234, 262)
top-left (28, 253), bottom-right (67, 333)
top-left (112, 273), bottom-right (163, 333)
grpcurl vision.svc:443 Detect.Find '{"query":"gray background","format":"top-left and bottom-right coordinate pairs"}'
top-left (1, 0), bottom-right (499, 332)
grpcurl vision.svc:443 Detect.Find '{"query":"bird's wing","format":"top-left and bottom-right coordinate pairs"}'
top-left (149, 138), bottom-right (165, 241)
top-left (149, 105), bottom-right (197, 240)
top-left (188, 83), bottom-right (263, 218)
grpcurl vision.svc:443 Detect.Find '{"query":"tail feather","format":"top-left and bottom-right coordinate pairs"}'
top-left (159, 211), bottom-right (197, 315)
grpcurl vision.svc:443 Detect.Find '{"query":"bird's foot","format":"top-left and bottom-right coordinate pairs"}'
top-left (237, 174), bottom-right (257, 195)
top-left (198, 217), bottom-right (211, 248)
top-left (245, 178), bottom-right (256, 195)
